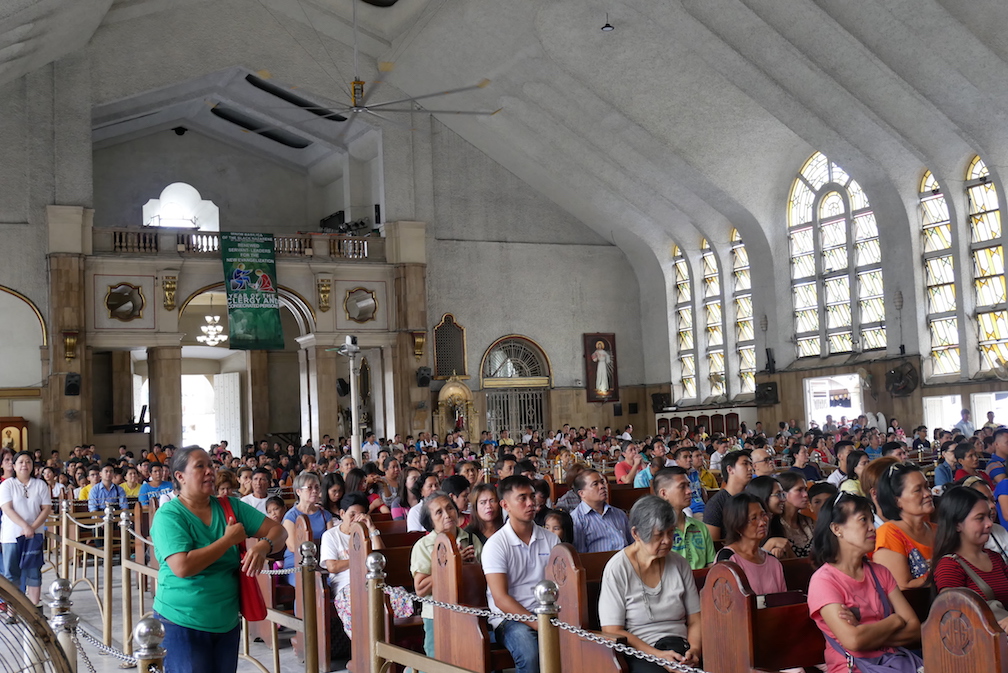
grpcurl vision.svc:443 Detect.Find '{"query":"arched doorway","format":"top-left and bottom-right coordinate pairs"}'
top-left (480, 336), bottom-right (551, 438)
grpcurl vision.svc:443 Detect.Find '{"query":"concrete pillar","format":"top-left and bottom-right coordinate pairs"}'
top-left (111, 351), bottom-right (133, 426)
top-left (392, 263), bottom-right (430, 437)
top-left (147, 346), bottom-right (182, 448)
top-left (300, 345), bottom-right (340, 446)
top-left (247, 351), bottom-right (270, 442)
top-left (45, 252), bottom-right (87, 450)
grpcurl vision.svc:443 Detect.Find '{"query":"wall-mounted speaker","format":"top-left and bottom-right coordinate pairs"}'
top-left (416, 367), bottom-right (432, 388)
top-left (64, 373), bottom-right (81, 396)
top-left (754, 381), bottom-right (779, 407)
top-left (374, 204), bottom-right (381, 225)
top-left (613, 403), bottom-right (623, 417)
top-left (650, 393), bottom-right (672, 413)
top-left (766, 347), bottom-right (776, 374)
top-left (336, 378), bottom-right (350, 397)
top-left (628, 402), bottom-right (638, 415)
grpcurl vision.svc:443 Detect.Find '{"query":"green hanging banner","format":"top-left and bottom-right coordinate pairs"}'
top-left (220, 232), bottom-right (284, 350)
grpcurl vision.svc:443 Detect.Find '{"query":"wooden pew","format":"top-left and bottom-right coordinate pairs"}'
top-left (544, 545), bottom-right (629, 673)
top-left (374, 519), bottom-right (408, 535)
top-left (431, 533), bottom-right (514, 673)
top-left (922, 588), bottom-right (1008, 672)
top-left (608, 487), bottom-right (650, 512)
top-left (347, 523), bottom-right (423, 673)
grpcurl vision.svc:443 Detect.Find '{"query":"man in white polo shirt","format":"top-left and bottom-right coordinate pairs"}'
top-left (240, 468), bottom-right (271, 514)
top-left (482, 475), bottom-right (560, 673)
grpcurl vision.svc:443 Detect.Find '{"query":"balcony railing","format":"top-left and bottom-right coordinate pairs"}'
top-left (92, 228), bottom-right (385, 262)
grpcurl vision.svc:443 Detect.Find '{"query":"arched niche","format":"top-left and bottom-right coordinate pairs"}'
top-left (177, 283), bottom-right (316, 338)
top-left (0, 286), bottom-right (46, 388)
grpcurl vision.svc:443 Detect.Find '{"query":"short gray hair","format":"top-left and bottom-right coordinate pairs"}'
top-left (629, 495), bottom-right (677, 543)
top-left (293, 471), bottom-right (321, 494)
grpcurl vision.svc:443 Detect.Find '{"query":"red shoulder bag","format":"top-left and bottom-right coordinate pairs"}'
top-left (218, 497), bottom-right (268, 621)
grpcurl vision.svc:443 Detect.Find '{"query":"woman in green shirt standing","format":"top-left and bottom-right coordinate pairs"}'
top-left (152, 447), bottom-right (286, 673)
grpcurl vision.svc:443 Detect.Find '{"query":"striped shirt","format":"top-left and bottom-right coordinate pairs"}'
top-left (571, 501), bottom-right (632, 554)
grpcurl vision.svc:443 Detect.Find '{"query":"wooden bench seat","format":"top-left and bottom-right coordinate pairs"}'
top-left (922, 588), bottom-right (1008, 672)
top-left (608, 487), bottom-right (651, 512)
top-left (431, 532), bottom-right (514, 673)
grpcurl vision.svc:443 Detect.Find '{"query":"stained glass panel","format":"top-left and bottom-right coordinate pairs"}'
top-left (794, 283), bottom-right (818, 310)
top-left (702, 253), bottom-right (718, 278)
top-left (978, 311), bottom-right (1008, 342)
top-left (790, 227), bottom-right (814, 256)
top-left (829, 332), bottom-right (853, 354)
top-left (929, 317), bottom-right (959, 348)
top-left (792, 254), bottom-right (816, 279)
top-left (980, 344), bottom-right (1008, 370)
top-left (797, 336), bottom-right (820, 357)
top-left (926, 284), bottom-right (956, 314)
top-left (970, 212), bottom-right (1002, 243)
top-left (819, 192), bottom-right (846, 220)
top-left (822, 246), bottom-right (848, 273)
top-left (853, 214), bottom-right (879, 241)
top-left (968, 156), bottom-right (990, 182)
top-left (925, 256), bottom-right (955, 286)
top-left (824, 276), bottom-right (851, 305)
top-left (931, 346), bottom-right (960, 376)
top-left (736, 295), bottom-right (753, 319)
top-left (737, 318), bottom-right (754, 342)
top-left (703, 275), bottom-right (720, 298)
top-left (676, 282), bottom-right (691, 304)
top-left (706, 326), bottom-right (724, 348)
top-left (830, 163), bottom-right (851, 188)
top-left (739, 346), bottom-right (756, 370)
top-left (922, 223), bottom-right (953, 253)
top-left (739, 371), bottom-right (755, 394)
top-left (681, 354), bottom-right (696, 376)
top-left (802, 153), bottom-right (830, 190)
top-left (826, 303), bottom-right (852, 329)
top-left (967, 182), bottom-right (1000, 216)
top-left (732, 244), bottom-right (749, 270)
top-left (796, 309), bottom-right (820, 333)
top-left (789, 183), bottom-right (815, 227)
top-left (975, 276), bottom-right (1007, 307)
top-left (733, 268), bottom-right (751, 292)
top-left (820, 220), bottom-right (847, 248)
top-left (920, 195), bottom-right (950, 228)
top-left (857, 270), bottom-right (884, 298)
top-left (861, 327), bottom-right (887, 350)
top-left (682, 376), bottom-right (697, 400)
top-left (860, 297), bottom-right (886, 324)
top-left (848, 178), bottom-right (870, 212)
top-left (855, 239), bottom-right (882, 267)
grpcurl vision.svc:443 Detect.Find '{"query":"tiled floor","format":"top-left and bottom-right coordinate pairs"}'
top-left (36, 565), bottom-right (350, 673)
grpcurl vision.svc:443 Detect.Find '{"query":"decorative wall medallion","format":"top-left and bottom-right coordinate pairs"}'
top-left (712, 578), bottom-right (734, 613)
top-left (105, 283), bottom-right (145, 321)
top-left (344, 287), bottom-right (378, 323)
top-left (939, 610), bottom-right (973, 656)
top-left (317, 278), bottom-right (331, 312)
top-left (551, 557), bottom-right (568, 585)
top-left (162, 276), bottom-right (177, 311)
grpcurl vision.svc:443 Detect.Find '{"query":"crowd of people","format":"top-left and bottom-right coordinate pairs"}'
top-left (6, 410), bottom-right (1008, 673)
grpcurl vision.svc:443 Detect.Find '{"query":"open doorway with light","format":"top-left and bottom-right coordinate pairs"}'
top-left (803, 373), bottom-right (864, 430)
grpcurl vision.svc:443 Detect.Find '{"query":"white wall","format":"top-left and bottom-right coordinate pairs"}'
top-left (0, 291), bottom-right (44, 387)
top-left (427, 121), bottom-right (645, 387)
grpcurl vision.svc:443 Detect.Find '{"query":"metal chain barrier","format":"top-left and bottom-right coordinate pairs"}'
top-left (549, 618), bottom-right (707, 673)
top-left (69, 628), bottom-right (98, 673)
top-left (259, 566), bottom-right (301, 576)
top-left (75, 626), bottom-right (139, 665)
top-left (379, 583), bottom-right (536, 622)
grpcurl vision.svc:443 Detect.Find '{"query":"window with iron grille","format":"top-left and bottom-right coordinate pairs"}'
top-left (433, 313), bottom-right (467, 378)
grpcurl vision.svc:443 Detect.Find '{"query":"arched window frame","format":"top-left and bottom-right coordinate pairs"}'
top-left (731, 229), bottom-right (756, 393)
top-left (966, 156), bottom-right (1008, 370)
top-left (788, 152), bottom-right (885, 357)
top-left (701, 239), bottom-right (725, 397)
top-left (479, 335), bottom-right (552, 389)
top-left (673, 246), bottom-right (697, 400)
top-left (919, 171), bottom-right (960, 376)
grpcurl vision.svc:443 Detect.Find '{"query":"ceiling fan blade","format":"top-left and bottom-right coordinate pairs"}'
top-left (364, 109), bottom-right (428, 133)
top-left (370, 107), bottom-right (502, 116)
top-left (366, 79), bottom-right (491, 109)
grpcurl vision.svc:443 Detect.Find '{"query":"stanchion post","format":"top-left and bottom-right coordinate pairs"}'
top-left (535, 580), bottom-right (561, 673)
top-left (48, 578), bottom-right (78, 673)
top-left (133, 617), bottom-right (166, 672)
top-left (120, 510), bottom-right (133, 656)
top-left (365, 552), bottom-right (387, 673)
top-left (103, 505), bottom-right (114, 646)
top-left (300, 541), bottom-right (319, 673)
top-left (60, 501), bottom-right (70, 580)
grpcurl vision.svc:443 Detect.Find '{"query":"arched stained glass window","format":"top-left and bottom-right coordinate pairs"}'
top-left (731, 229), bottom-right (755, 393)
top-left (673, 246), bottom-right (697, 399)
top-left (967, 156), bottom-right (1008, 369)
top-left (701, 239), bottom-right (725, 397)
top-left (788, 152), bottom-right (885, 357)
top-left (919, 171), bottom-right (959, 375)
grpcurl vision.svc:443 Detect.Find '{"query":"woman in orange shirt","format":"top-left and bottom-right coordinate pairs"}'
top-left (873, 462), bottom-right (935, 590)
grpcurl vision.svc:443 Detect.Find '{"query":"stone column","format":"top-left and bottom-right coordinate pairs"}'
top-left (299, 343), bottom-right (341, 446)
top-left (147, 346), bottom-right (182, 448)
top-left (46, 252), bottom-right (87, 450)
top-left (247, 351), bottom-right (270, 442)
top-left (111, 351), bottom-right (134, 426)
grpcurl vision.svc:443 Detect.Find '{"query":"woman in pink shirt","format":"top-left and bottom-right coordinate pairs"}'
top-left (714, 493), bottom-right (787, 595)
top-left (807, 492), bottom-right (922, 673)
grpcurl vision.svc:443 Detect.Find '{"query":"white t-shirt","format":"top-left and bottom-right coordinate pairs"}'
top-left (319, 526), bottom-right (353, 595)
top-left (406, 502), bottom-right (424, 532)
top-left (241, 494), bottom-right (269, 514)
top-left (50, 483), bottom-right (67, 499)
top-left (0, 478), bottom-right (51, 544)
top-left (480, 522), bottom-right (560, 628)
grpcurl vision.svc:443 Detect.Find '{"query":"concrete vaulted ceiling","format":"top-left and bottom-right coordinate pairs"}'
top-left (7, 0), bottom-right (1008, 381)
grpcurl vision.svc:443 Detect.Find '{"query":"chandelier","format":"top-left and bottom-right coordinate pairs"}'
top-left (196, 297), bottom-right (228, 347)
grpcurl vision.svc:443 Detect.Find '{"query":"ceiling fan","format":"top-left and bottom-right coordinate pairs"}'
top-left (305, 0), bottom-right (501, 131)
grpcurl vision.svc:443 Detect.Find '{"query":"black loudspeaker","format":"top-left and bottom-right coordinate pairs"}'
top-left (651, 393), bottom-right (672, 413)
top-left (766, 347), bottom-right (776, 374)
top-left (613, 403), bottom-right (623, 417)
top-left (628, 402), bottom-right (638, 415)
top-left (336, 378), bottom-right (350, 397)
top-left (754, 381), bottom-right (779, 407)
top-left (416, 367), bottom-right (432, 388)
top-left (374, 204), bottom-right (381, 225)
top-left (64, 373), bottom-right (81, 396)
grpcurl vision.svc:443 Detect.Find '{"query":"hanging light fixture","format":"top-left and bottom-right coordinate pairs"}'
top-left (601, 13), bottom-right (614, 31)
top-left (196, 296), bottom-right (228, 347)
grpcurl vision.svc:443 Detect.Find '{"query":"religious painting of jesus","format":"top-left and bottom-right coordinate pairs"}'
top-left (583, 333), bottom-right (619, 403)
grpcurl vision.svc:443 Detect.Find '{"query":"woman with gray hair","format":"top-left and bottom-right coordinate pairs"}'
top-left (598, 495), bottom-right (702, 671)
top-left (281, 470), bottom-right (333, 584)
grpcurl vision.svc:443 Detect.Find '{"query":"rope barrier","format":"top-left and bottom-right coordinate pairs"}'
top-left (122, 521), bottom-right (153, 547)
top-left (378, 583), bottom-right (708, 673)
top-left (62, 517), bottom-right (107, 531)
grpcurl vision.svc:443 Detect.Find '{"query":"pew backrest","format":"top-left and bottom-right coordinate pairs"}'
top-left (922, 587), bottom-right (1008, 673)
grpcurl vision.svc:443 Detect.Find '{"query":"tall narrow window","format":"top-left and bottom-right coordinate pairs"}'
top-left (731, 229), bottom-right (755, 393)
top-left (920, 171), bottom-right (959, 375)
top-left (788, 152), bottom-right (885, 356)
top-left (701, 239), bottom-right (725, 396)
top-left (967, 156), bottom-right (1008, 369)
top-left (673, 246), bottom-right (697, 399)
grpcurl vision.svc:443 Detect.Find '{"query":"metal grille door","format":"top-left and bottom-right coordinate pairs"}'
top-left (486, 389), bottom-right (546, 438)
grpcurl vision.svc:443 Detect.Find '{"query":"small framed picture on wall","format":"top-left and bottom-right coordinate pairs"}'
top-left (584, 333), bottom-right (619, 403)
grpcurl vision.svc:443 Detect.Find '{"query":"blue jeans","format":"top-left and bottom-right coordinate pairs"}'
top-left (494, 620), bottom-right (539, 673)
top-left (1, 541), bottom-right (41, 592)
top-left (156, 613), bottom-right (240, 673)
top-left (423, 617), bottom-right (435, 657)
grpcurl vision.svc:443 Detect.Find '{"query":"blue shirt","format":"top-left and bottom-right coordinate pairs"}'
top-left (934, 461), bottom-right (956, 488)
top-left (995, 479), bottom-right (1008, 527)
top-left (138, 481), bottom-right (173, 507)
top-left (571, 501), bottom-right (632, 554)
top-left (687, 469), bottom-right (705, 514)
top-left (282, 506), bottom-right (332, 584)
top-left (865, 445), bottom-right (882, 460)
top-left (88, 482), bottom-right (127, 512)
top-left (988, 454), bottom-right (1006, 483)
top-left (634, 467), bottom-right (657, 489)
